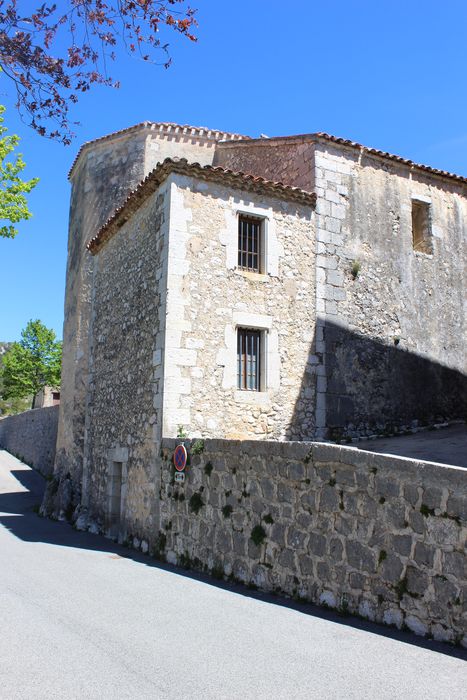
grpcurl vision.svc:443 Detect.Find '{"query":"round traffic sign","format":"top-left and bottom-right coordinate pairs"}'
top-left (173, 444), bottom-right (187, 472)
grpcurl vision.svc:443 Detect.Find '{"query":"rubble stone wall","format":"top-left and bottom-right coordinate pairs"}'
top-left (81, 181), bottom-right (171, 536)
top-left (0, 406), bottom-right (59, 477)
top-left (214, 138), bottom-right (315, 190)
top-left (156, 438), bottom-right (466, 645)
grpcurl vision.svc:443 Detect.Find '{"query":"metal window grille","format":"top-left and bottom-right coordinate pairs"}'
top-left (238, 215), bottom-right (261, 272)
top-left (237, 328), bottom-right (261, 391)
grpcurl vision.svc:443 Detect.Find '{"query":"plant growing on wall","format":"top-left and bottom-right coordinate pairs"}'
top-left (1, 319), bottom-right (61, 408)
top-left (350, 260), bottom-right (361, 279)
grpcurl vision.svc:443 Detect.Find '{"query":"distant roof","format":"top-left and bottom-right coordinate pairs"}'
top-left (68, 121), bottom-right (249, 178)
top-left (219, 131), bottom-right (467, 188)
top-left (87, 157), bottom-right (316, 254)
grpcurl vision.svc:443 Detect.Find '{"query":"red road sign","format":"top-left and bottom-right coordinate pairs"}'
top-left (173, 444), bottom-right (187, 472)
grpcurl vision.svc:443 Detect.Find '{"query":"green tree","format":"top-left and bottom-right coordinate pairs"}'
top-left (0, 104), bottom-right (38, 238)
top-left (1, 320), bottom-right (62, 408)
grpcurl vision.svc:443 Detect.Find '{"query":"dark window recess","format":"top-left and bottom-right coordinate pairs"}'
top-left (412, 200), bottom-right (432, 254)
top-left (237, 328), bottom-right (261, 391)
top-left (238, 215), bottom-right (262, 272)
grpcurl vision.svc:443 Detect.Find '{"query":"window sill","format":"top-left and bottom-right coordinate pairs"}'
top-left (413, 250), bottom-right (434, 259)
top-left (234, 390), bottom-right (270, 405)
top-left (234, 269), bottom-right (269, 283)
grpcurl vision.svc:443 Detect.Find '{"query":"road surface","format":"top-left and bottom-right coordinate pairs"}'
top-left (0, 449), bottom-right (465, 699)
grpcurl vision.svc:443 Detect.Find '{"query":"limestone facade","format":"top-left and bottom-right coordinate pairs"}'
top-left (51, 122), bottom-right (467, 524)
top-left (56, 123), bottom-right (248, 509)
top-left (56, 122), bottom-right (467, 503)
top-left (39, 123), bottom-right (467, 642)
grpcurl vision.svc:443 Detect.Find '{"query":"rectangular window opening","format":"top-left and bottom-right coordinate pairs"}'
top-left (412, 200), bottom-right (432, 254)
top-left (238, 215), bottom-right (263, 272)
top-left (237, 328), bottom-right (262, 391)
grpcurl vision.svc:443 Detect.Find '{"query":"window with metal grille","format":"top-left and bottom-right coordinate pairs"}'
top-left (238, 215), bottom-right (262, 272)
top-left (237, 328), bottom-right (261, 391)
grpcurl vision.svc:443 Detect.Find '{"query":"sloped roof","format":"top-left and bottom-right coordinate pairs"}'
top-left (68, 121), bottom-right (249, 178)
top-left (219, 131), bottom-right (467, 188)
top-left (87, 157), bottom-right (316, 254)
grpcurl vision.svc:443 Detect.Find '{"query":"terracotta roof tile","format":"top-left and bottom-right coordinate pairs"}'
top-left (220, 131), bottom-right (467, 187)
top-left (87, 157), bottom-right (316, 254)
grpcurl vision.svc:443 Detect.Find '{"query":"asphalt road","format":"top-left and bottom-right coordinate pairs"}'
top-left (357, 424), bottom-right (467, 468)
top-left (0, 449), bottom-right (465, 700)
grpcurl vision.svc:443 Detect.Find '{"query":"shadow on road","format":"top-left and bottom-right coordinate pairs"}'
top-left (1, 455), bottom-right (465, 662)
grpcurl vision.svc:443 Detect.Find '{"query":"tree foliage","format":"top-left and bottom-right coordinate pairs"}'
top-left (0, 104), bottom-right (38, 238)
top-left (0, 342), bottom-right (31, 414)
top-left (0, 1), bottom-right (198, 144)
top-left (1, 319), bottom-right (62, 407)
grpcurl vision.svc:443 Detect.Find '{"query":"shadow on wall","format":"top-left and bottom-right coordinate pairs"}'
top-left (289, 319), bottom-right (467, 440)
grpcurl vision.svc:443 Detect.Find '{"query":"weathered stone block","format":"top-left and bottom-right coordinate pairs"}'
top-left (385, 503), bottom-right (407, 530)
top-left (406, 566), bottom-right (429, 596)
top-left (296, 512), bottom-right (313, 529)
top-left (319, 485), bottom-right (339, 511)
top-left (309, 532), bottom-right (326, 556)
top-left (391, 534), bottom-right (413, 557)
top-left (288, 461), bottom-right (306, 481)
top-left (349, 572), bottom-right (366, 590)
top-left (232, 532), bottom-right (246, 556)
top-left (260, 477), bottom-right (275, 501)
top-left (443, 551), bottom-right (466, 579)
top-left (298, 554), bottom-right (313, 576)
top-left (271, 523), bottom-right (286, 546)
top-left (335, 465), bottom-right (356, 486)
top-left (445, 494), bottom-right (467, 522)
top-left (346, 541), bottom-right (376, 573)
top-left (279, 548), bottom-right (295, 569)
top-left (317, 561), bottom-right (331, 581)
top-left (216, 528), bottom-right (232, 553)
top-left (300, 491), bottom-right (316, 512)
top-left (422, 487), bottom-right (443, 511)
top-left (287, 527), bottom-right (307, 550)
top-left (342, 492), bottom-right (359, 515)
top-left (329, 537), bottom-right (343, 562)
top-left (334, 515), bottom-right (353, 537)
top-left (381, 553), bottom-right (404, 584)
top-left (426, 517), bottom-right (460, 547)
top-left (277, 482), bottom-right (294, 504)
top-left (375, 477), bottom-right (400, 499)
top-left (414, 542), bottom-right (434, 568)
top-left (403, 484), bottom-right (420, 507)
top-left (408, 510), bottom-right (426, 535)
top-left (433, 576), bottom-right (459, 606)
top-left (405, 615), bottom-right (428, 637)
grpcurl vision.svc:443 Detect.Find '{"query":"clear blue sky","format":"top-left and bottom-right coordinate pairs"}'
top-left (1, 0), bottom-right (466, 340)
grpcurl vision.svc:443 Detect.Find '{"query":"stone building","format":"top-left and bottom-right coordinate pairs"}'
top-left (52, 121), bottom-right (467, 524)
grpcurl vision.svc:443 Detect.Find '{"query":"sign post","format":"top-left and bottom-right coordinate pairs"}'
top-left (173, 444), bottom-right (187, 483)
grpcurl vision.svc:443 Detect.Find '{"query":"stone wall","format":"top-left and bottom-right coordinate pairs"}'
top-left (217, 135), bottom-right (467, 438)
top-left (153, 438), bottom-right (466, 645)
top-left (81, 181), bottom-right (171, 535)
top-left (215, 137), bottom-right (315, 190)
top-left (312, 140), bottom-right (467, 437)
top-left (0, 406), bottom-right (59, 477)
top-left (163, 175), bottom-right (315, 440)
top-left (55, 124), bottom-right (245, 516)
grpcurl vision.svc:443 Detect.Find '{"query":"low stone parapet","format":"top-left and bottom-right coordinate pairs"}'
top-left (155, 438), bottom-right (466, 645)
top-left (0, 406), bottom-right (59, 477)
